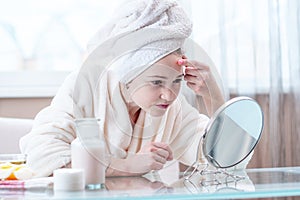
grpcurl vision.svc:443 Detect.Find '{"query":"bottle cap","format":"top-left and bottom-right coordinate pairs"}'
top-left (53, 168), bottom-right (85, 191)
top-left (75, 118), bottom-right (101, 139)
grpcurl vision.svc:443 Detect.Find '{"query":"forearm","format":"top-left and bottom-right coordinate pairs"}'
top-left (106, 142), bottom-right (172, 177)
top-left (202, 95), bottom-right (224, 116)
top-left (105, 157), bottom-right (145, 177)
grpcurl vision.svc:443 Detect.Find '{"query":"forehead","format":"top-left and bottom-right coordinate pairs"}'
top-left (143, 53), bottom-right (182, 76)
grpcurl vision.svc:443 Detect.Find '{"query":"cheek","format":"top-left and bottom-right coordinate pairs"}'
top-left (131, 87), bottom-right (160, 107)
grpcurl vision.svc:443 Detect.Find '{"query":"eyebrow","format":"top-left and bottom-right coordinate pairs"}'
top-left (147, 74), bottom-right (184, 79)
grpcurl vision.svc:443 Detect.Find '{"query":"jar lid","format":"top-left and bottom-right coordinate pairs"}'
top-left (53, 168), bottom-right (85, 191)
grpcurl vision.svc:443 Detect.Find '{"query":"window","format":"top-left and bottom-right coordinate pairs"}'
top-left (0, 0), bottom-right (296, 97)
top-left (0, 0), bottom-right (119, 97)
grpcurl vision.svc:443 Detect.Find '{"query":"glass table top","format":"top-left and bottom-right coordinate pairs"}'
top-left (1, 166), bottom-right (300, 199)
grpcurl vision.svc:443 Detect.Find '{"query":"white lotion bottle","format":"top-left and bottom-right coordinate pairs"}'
top-left (71, 118), bottom-right (107, 190)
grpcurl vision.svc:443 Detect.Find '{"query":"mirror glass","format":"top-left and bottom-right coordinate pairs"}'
top-left (202, 96), bottom-right (264, 169)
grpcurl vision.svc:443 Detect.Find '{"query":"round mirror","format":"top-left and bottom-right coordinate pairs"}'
top-left (202, 96), bottom-right (264, 169)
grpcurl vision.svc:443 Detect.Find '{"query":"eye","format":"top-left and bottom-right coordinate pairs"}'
top-left (151, 80), bottom-right (163, 86)
top-left (173, 78), bottom-right (182, 84)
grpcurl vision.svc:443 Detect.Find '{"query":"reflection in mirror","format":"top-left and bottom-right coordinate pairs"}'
top-left (204, 97), bottom-right (263, 168)
top-left (183, 96), bottom-right (264, 186)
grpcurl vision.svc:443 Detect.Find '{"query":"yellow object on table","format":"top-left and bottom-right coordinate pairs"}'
top-left (0, 162), bottom-right (34, 180)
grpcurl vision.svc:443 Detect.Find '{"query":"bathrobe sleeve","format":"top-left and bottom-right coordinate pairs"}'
top-left (19, 71), bottom-right (82, 177)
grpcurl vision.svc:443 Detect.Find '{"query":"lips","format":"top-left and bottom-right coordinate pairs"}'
top-left (156, 104), bottom-right (169, 109)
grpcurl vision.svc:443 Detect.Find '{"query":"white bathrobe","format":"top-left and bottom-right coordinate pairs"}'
top-left (20, 69), bottom-right (209, 177)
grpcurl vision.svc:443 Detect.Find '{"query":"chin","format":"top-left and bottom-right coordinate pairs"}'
top-left (148, 109), bottom-right (167, 117)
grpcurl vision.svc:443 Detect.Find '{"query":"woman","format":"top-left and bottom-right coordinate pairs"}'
top-left (20, 0), bottom-right (225, 177)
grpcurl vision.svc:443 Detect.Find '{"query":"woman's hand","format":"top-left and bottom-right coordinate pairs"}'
top-left (177, 57), bottom-right (225, 116)
top-left (106, 142), bottom-right (173, 176)
top-left (128, 142), bottom-right (173, 174)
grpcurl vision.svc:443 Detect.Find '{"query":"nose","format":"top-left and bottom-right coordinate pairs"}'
top-left (160, 87), bottom-right (176, 101)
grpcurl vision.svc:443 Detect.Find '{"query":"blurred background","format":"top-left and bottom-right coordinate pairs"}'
top-left (0, 0), bottom-right (299, 169)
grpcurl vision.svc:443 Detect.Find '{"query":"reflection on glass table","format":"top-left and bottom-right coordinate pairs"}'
top-left (0, 167), bottom-right (300, 199)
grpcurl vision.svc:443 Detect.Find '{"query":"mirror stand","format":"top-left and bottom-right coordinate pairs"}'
top-left (200, 168), bottom-right (245, 187)
top-left (183, 162), bottom-right (245, 187)
top-left (183, 171), bottom-right (246, 194)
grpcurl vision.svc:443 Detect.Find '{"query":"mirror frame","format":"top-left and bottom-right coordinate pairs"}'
top-left (202, 96), bottom-right (264, 169)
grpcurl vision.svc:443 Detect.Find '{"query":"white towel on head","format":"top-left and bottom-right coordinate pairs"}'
top-left (87, 0), bottom-right (192, 54)
top-left (76, 0), bottom-right (194, 122)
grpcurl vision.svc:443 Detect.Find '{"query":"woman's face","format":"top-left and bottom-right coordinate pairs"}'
top-left (127, 53), bottom-right (183, 116)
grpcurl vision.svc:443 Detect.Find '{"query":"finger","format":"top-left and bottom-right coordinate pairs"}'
top-left (178, 60), bottom-right (208, 80)
top-left (148, 154), bottom-right (165, 170)
top-left (187, 78), bottom-right (207, 87)
top-left (152, 142), bottom-right (171, 152)
top-left (185, 70), bottom-right (210, 85)
top-left (155, 148), bottom-right (169, 160)
top-left (177, 59), bottom-right (195, 76)
top-left (188, 60), bottom-right (209, 71)
top-left (178, 59), bottom-right (209, 71)
top-left (186, 81), bottom-right (207, 94)
top-left (184, 74), bottom-right (201, 84)
top-left (150, 146), bottom-right (169, 159)
top-left (186, 82), bottom-right (199, 93)
top-left (185, 67), bottom-right (209, 78)
top-left (152, 142), bottom-right (173, 160)
top-left (152, 153), bottom-right (167, 165)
